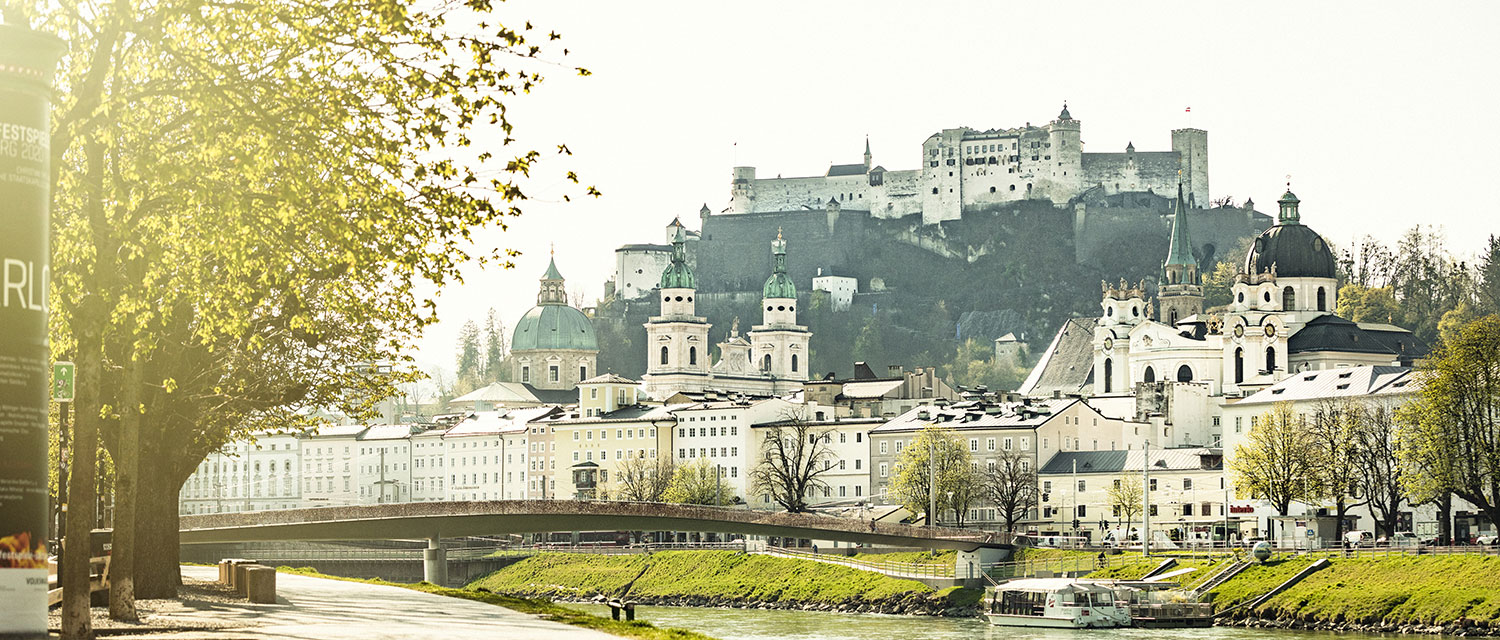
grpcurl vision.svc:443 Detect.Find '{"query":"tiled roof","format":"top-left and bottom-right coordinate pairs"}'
top-left (579, 373), bottom-right (638, 386)
top-left (1038, 448), bottom-right (1219, 475)
top-left (1237, 365), bottom-right (1414, 406)
top-left (1018, 318), bottom-right (1096, 396)
top-left (841, 379), bottom-right (905, 399)
top-left (444, 407), bottom-right (559, 437)
top-left (1288, 314), bottom-right (1402, 356)
top-left (871, 398), bottom-right (1076, 434)
top-left (826, 163), bottom-right (867, 177)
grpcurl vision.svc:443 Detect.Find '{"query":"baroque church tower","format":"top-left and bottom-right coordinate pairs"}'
top-left (747, 230), bottom-right (810, 381)
top-left (1158, 183), bottom-right (1204, 326)
top-left (641, 227), bottom-right (712, 398)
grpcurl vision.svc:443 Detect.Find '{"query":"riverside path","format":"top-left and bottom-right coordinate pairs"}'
top-left (132, 566), bottom-right (618, 639)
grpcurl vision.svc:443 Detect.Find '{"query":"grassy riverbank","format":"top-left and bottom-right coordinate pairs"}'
top-left (467, 551), bottom-right (976, 614)
top-left (275, 567), bottom-right (717, 640)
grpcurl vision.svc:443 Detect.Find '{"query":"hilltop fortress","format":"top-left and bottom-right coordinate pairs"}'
top-left (728, 105), bottom-right (1208, 226)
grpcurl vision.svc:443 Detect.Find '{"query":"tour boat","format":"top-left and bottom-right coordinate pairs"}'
top-left (986, 579), bottom-right (1131, 628)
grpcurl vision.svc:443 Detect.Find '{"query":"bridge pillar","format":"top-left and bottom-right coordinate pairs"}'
top-left (423, 537), bottom-right (447, 586)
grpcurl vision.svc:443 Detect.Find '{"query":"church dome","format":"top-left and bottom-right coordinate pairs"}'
top-left (1243, 189), bottom-right (1336, 279)
top-left (659, 226), bottom-right (695, 289)
top-left (762, 232), bottom-right (796, 299)
top-left (512, 304), bottom-right (597, 352)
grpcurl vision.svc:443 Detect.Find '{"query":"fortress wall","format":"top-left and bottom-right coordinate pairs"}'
top-left (696, 209), bottom-right (872, 293)
top-left (748, 173), bottom-right (870, 213)
top-left (1081, 151), bottom-right (1182, 197)
top-left (868, 170), bottom-right (924, 220)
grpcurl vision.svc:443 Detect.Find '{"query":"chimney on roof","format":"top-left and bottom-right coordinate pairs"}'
top-left (888, 364), bottom-right (902, 377)
top-left (1053, 390), bottom-right (1062, 399)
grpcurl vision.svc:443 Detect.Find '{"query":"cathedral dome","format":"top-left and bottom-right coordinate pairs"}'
top-left (512, 304), bottom-right (597, 352)
top-left (660, 226), bottom-right (695, 289)
top-left (762, 232), bottom-right (796, 299)
top-left (1243, 191), bottom-right (1336, 280)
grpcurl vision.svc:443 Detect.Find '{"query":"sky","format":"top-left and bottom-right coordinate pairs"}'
top-left (410, 0), bottom-right (1500, 377)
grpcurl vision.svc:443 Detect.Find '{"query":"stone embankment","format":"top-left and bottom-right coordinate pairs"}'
top-left (549, 591), bottom-right (977, 617)
top-left (1224, 615), bottom-right (1498, 637)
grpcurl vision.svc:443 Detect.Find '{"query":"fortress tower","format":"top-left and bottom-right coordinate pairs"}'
top-left (1171, 128), bottom-right (1209, 207)
top-left (1158, 184), bottom-right (1204, 326)
top-left (1047, 104), bottom-right (1083, 204)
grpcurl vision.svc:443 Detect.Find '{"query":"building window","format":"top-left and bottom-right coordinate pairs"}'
top-left (1282, 286), bottom-right (1295, 310)
top-left (879, 463), bottom-right (888, 478)
top-left (1103, 358), bottom-right (1113, 393)
top-left (521, 366), bottom-right (530, 383)
top-left (791, 354), bottom-right (798, 372)
top-left (689, 346), bottom-right (697, 366)
top-left (660, 346), bottom-right (669, 366)
top-left (986, 438), bottom-right (996, 451)
top-left (1176, 364), bottom-right (1192, 382)
top-left (1184, 478), bottom-right (1194, 490)
top-left (1265, 346), bottom-right (1276, 373)
top-left (1234, 347), bottom-right (1244, 384)
top-left (762, 354), bottom-right (771, 371)
top-left (1143, 366), bottom-right (1155, 383)
top-left (549, 365), bottom-right (559, 382)
top-left (580, 365), bottom-right (587, 381)
top-left (1317, 286), bottom-right (1327, 311)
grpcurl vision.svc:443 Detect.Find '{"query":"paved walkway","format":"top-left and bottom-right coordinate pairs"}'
top-left (133, 566), bottom-right (618, 639)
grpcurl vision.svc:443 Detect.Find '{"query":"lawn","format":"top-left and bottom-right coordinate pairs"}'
top-left (849, 550), bottom-right (956, 566)
top-left (467, 550), bottom-right (950, 607)
top-left (1252, 555), bottom-right (1500, 626)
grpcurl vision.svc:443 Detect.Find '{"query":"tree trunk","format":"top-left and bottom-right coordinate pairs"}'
top-left (61, 326), bottom-right (101, 640)
top-left (107, 355), bottom-right (139, 621)
top-left (131, 470), bottom-right (181, 599)
top-left (1437, 493), bottom-right (1452, 545)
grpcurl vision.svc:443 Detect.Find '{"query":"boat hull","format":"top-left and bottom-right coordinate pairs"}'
top-left (984, 613), bottom-right (1123, 629)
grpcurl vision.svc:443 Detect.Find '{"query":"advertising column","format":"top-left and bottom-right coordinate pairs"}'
top-left (0, 23), bottom-right (65, 638)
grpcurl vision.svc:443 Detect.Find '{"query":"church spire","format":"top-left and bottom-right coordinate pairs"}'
top-left (863, 136), bottom-right (872, 170)
top-left (1165, 183), bottom-right (1196, 269)
top-left (763, 228), bottom-right (795, 299)
top-left (659, 225), bottom-right (695, 290)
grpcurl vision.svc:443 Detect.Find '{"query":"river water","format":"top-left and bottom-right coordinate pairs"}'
top-left (569, 604), bottom-right (1380, 640)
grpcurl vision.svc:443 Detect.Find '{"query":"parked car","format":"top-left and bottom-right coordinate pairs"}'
top-left (1377, 532), bottom-right (1419, 547)
top-left (1344, 530), bottom-right (1375, 547)
top-left (1476, 534), bottom-right (1500, 546)
top-left (1241, 537), bottom-right (1266, 548)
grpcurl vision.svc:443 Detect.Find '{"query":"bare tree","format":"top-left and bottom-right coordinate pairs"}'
top-left (615, 455), bottom-right (676, 502)
top-left (1106, 473), bottom-right (1143, 538)
top-left (981, 450), bottom-right (1038, 533)
top-left (1309, 398), bottom-right (1369, 541)
top-left (749, 410), bottom-right (838, 512)
top-left (1357, 401), bottom-right (1406, 537)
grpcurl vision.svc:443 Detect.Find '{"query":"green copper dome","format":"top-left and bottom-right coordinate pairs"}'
top-left (512, 305), bottom-right (597, 351)
top-left (762, 232), bottom-right (796, 299)
top-left (659, 226), bottom-right (695, 289)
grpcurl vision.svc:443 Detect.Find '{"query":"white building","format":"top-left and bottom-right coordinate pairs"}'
top-left (300, 424), bottom-right (364, 507)
top-left (811, 272), bottom-right (857, 312)
top-left (442, 407), bottom-right (559, 501)
top-left (357, 425), bottom-right (416, 504)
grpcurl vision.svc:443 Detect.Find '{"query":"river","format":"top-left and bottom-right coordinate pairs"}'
top-left (569, 604), bottom-right (1380, 640)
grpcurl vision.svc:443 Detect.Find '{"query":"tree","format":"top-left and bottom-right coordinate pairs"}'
top-left (1308, 398), bottom-right (1369, 542)
top-left (1356, 400), bottom-right (1407, 538)
top-left (33, 0), bottom-right (594, 625)
top-left (890, 425), bottom-right (971, 525)
top-left (1230, 403), bottom-right (1322, 518)
top-left (749, 412), bottom-right (838, 512)
top-left (1397, 315), bottom-right (1500, 532)
top-left (1479, 235), bottom-right (1500, 315)
top-left (455, 320), bottom-right (483, 393)
top-left (981, 450), bottom-right (1038, 533)
top-left (663, 459), bottom-right (737, 506)
top-left (615, 456), bottom-right (676, 503)
top-left (1202, 260), bottom-right (1239, 309)
top-left (482, 308), bottom-right (507, 384)
top-left (1337, 284), bottom-right (1402, 325)
top-left (1106, 474), bottom-right (1143, 538)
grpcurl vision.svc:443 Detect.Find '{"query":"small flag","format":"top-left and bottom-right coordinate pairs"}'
top-left (1185, 106), bottom-right (1192, 113)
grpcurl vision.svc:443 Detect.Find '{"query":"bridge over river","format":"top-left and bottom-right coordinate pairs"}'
top-left (180, 500), bottom-right (1011, 584)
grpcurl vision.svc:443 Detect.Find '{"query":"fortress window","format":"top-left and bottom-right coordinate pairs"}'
top-left (1009, 185), bottom-right (1016, 191)
top-left (990, 187), bottom-right (996, 193)
top-left (1317, 287), bottom-right (1327, 311)
top-left (932, 188), bottom-right (938, 194)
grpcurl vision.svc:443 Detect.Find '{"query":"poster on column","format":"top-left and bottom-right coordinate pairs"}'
top-left (0, 26), bottom-right (64, 637)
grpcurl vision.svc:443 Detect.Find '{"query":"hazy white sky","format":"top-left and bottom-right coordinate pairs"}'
top-left (411, 0), bottom-right (1500, 375)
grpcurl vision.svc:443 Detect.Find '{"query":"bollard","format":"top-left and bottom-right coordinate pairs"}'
top-left (608, 600), bottom-right (621, 620)
top-left (243, 566), bottom-right (277, 604)
top-left (624, 601), bottom-right (636, 621)
top-left (232, 562), bottom-right (262, 596)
